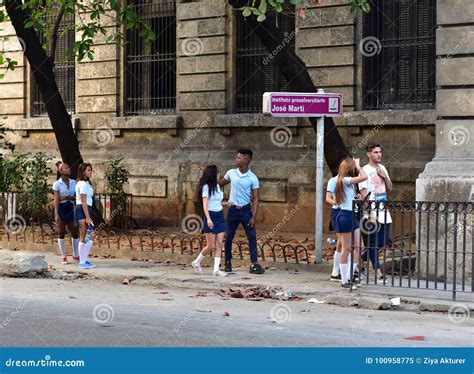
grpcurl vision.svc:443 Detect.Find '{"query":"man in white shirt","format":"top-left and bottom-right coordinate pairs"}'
top-left (359, 143), bottom-right (393, 280)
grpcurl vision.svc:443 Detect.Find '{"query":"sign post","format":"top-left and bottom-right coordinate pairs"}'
top-left (263, 91), bottom-right (343, 264)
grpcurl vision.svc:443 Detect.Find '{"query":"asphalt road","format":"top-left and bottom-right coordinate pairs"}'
top-left (0, 277), bottom-right (471, 347)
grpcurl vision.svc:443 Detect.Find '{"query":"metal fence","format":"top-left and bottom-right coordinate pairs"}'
top-left (0, 192), bottom-right (133, 229)
top-left (351, 200), bottom-right (473, 300)
top-left (363, 0), bottom-right (436, 110)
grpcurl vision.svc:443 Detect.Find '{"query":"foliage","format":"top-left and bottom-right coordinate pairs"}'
top-left (0, 0), bottom-right (156, 74)
top-left (104, 154), bottom-right (129, 207)
top-left (240, 0), bottom-right (371, 22)
top-left (17, 151), bottom-right (52, 219)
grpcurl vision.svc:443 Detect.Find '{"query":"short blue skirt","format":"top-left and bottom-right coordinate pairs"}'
top-left (331, 209), bottom-right (360, 233)
top-left (202, 210), bottom-right (226, 234)
top-left (56, 201), bottom-right (76, 223)
top-left (75, 204), bottom-right (93, 221)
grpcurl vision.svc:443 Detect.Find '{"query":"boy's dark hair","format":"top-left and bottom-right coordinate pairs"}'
top-left (366, 143), bottom-right (382, 153)
top-left (237, 148), bottom-right (253, 160)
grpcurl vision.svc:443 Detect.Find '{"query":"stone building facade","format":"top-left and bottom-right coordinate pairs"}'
top-left (0, 0), bottom-right (469, 235)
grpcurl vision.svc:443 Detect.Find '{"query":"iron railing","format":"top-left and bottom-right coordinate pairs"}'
top-left (363, 0), bottom-right (436, 110)
top-left (351, 201), bottom-right (473, 300)
top-left (125, 0), bottom-right (176, 116)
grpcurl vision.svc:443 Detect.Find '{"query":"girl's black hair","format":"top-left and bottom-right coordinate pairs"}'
top-left (55, 161), bottom-right (63, 180)
top-left (76, 163), bottom-right (93, 186)
top-left (197, 165), bottom-right (219, 205)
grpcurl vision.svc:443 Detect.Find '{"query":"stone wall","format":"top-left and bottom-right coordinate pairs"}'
top-left (0, 1), bottom-right (436, 233)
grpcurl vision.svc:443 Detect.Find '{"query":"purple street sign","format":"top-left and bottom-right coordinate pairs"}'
top-left (263, 92), bottom-right (343, 117)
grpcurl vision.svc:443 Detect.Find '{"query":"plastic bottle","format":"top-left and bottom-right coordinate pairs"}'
top-left (85, 224), bottom-right (94, 242)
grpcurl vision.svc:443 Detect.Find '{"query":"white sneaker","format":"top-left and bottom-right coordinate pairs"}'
top-left (191, 261), bottom-right (203, 274)
top-left (213, 270), bottom-right (228, 277)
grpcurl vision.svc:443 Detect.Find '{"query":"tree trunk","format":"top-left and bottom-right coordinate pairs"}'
top-left (5, 0), bottom-right (108, 227)
top-left (228, 1), bottom-right (350, 175)
top-left (5, 0), bottom-right (83, 177)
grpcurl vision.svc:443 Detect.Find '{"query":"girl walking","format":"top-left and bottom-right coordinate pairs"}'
top-left (52, 162), bottom-right (79, 264)
top-left (191, 165), bottom-right (228, 277)
top-left (332, 158), bottom-right (367, 289)
top-left (75, 163), bottom-right (96, 269)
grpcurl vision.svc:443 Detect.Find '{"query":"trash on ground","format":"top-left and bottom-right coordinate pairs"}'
top-left (218, 286), bottom-right (301, 301)
top-left (307, 298), bottom-right (325, 304)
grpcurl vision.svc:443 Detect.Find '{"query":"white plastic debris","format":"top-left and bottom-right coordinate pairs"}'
top-left (390, 297), bottom-right (401, 306)
top-left (307, 298), bottom-right (325, 304)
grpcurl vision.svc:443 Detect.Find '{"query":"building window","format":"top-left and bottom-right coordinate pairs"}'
top-left (125, 0), bottom-right (176, 116)
top-left (31, 12), bottom-right (75, 117)
top-left (363, 0), bottom-right (436, 110)
top-left (235, 9), bottom-right (295, 113)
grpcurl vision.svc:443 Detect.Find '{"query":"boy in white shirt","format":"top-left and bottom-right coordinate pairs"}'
top-left (359, 143), bottom-right (393, 280)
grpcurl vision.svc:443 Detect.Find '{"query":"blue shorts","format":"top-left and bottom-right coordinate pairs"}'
top-left (331, 209), bottom-right (359, 233)
top-left (56, 201), bottom-right (76, 223)
top-left (202, 210), bottom-right (226, 234)
top-left (75, 204), bottom-right (93, 221)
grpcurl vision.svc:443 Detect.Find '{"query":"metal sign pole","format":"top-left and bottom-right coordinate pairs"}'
top-left (315, 89), bottom-right (325, 264)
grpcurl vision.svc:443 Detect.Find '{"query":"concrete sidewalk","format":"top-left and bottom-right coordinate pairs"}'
top-left (25, 250), bottom-right (473, 313)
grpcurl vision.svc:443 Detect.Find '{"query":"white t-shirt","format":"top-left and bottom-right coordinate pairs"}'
top-left (202, 184), bottom-right (223, 212)
top-left (75, 180), bottom-right (94, 207)
top-left (359, 164), bottom-right (392, 224)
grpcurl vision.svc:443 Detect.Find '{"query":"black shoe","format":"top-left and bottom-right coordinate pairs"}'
top-left (249, 262), bottom-right (265, 274)
top-left (341, 281), bottom-right (357, 290)
top-left (330, 274), bottom-right (341, 281)
top-left (224, 261), bottom-right (232, 273)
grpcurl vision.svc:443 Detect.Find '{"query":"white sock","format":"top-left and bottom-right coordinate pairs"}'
top-left (353, 263), bottom-right (358, 274)
top-left (79, 242), bottom-right (86, 264)
top-left (84, 240), bottom-right (93, 263)
top-left (340, 263), bottom-right (349, 284)
top-left (213, 257), bottom-right (221, 273)
top-left (72, 239), bottom-right (79, 258)
top-left (194, 253), bottom-right (205, 265)
top-left (58, 239), bottom-right (67, 257)
top-left (332, 252), bottom-right (341, 276)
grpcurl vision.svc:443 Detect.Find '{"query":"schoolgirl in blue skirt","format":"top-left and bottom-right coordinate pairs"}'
top-left (191, 165), bottom-right (228, 277)
top-left (52, 162), bottom-right (79, 264)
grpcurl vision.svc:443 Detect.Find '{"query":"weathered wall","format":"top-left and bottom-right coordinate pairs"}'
top-left (0, 1), bottom-right (436, 233)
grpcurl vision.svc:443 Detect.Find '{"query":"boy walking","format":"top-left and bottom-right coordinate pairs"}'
top-left (219, 149), bottom-right (265, 274)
